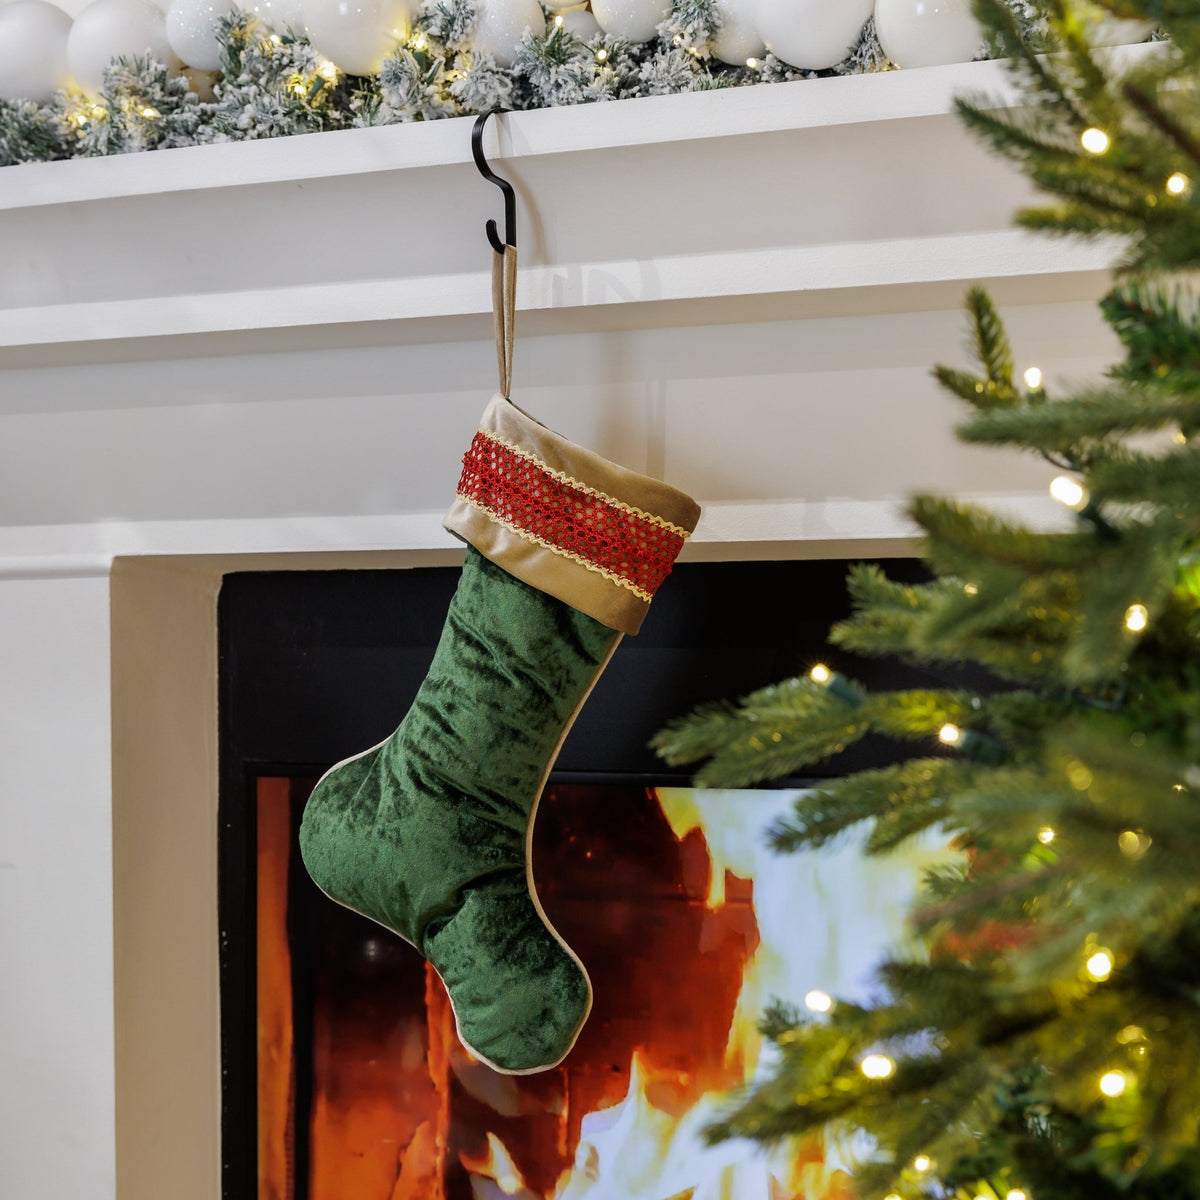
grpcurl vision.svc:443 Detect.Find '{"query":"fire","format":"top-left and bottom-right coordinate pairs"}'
top-left (555, 1049), bottom-right (851, 1199)
top-left (279, 779), bottom-right (954, 1200)
top-left (461, 1132), bottom-right (532, 1197)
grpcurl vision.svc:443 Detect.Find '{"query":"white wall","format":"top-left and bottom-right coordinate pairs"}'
top-left (0, 573), bottom-right (114, 1200)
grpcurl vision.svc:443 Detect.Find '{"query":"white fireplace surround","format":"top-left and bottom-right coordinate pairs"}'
top-left (0, 49), bottom-right (1135, 1200)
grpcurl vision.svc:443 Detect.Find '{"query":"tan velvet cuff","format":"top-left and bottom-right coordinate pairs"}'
top-left (445, 395), bottom-right (702, 635)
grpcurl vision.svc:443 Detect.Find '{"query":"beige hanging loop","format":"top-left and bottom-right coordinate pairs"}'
top-left (492, 245), bottom-right (517, 400)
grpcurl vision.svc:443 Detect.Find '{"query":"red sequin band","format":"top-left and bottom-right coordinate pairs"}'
top-left (456, 431), bottom-right (689, 601)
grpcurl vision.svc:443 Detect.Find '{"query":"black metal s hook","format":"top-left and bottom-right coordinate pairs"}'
top-left (472, 110), bottom-right (517, 255)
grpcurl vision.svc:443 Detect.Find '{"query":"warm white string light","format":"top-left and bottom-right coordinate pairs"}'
top-left (1049, 475), bottom-right (1088, 511)
top-left (1099, 1070), bottom-right (1128, 1097)
top-left (1023, 366), bottom-right (1043, 389)
top-left (804, 988), bottom-right (834, 1013)
top-left (1081, 126), bottom-right (1110, 154)
top-left (1086, 949), bottom-right (1114, 981)
top-left (861, 1054), bottom-right (895, 1079)
top-left (1167, 172), bottom-right (1190, 195)
top-left (1118, 829), bottom-right (1151, 858)
top-left (1124, 603), bottom-right (1148, 632)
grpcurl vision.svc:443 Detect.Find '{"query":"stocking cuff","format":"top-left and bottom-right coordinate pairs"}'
top-left (445, 395), bottom-right (702, 635)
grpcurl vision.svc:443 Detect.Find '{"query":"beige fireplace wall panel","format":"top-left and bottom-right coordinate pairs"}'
top-left (0, 54), bottom-right (1138, 1200)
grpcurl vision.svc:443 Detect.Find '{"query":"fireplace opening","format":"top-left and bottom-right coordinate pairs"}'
top-left (219, 559), bottom-right (976, 1200)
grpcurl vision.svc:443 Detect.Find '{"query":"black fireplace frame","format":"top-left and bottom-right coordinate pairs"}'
top-left (216, 555), bottom-right (956, 1200)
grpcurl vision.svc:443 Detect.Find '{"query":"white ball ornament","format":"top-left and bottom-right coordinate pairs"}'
top-left (302, 0), bottom-right (415, 75)
top-left (247, 0), bottom-right (305, 34)
top-left (68, 0), bottom-right (180, 94)
top-left (1087, 17), bottom-right (1153, 44)
top-left (874, 0), bottom-right (981, 68)
top-left (1073, 2), bottom-right (1152, 46)
top-left (756, 0), bottom-right (873, 70)
top-left (710, 0), bottom-right (763, 66)
top-left (0, 1), bottom-right (73, 103)
top-left (165, 0), bottom-right (223, 70)
top-left (556, 7), bottom-right (602, 41)
top-left (470, 0), bottom-right (546, 69)
top-left (591, 0), bottom-right (671, 44)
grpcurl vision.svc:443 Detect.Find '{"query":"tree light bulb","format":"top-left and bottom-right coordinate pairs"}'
top-left (1124, 603), bottom-right (1148, 632)
top-left (595, 47), bottom-right (609, 61)
top-left (1100, 1070), bottom-right (1127, 1097)
top-left (318, 59), bottom-right (338, 81)
top-left (939, 723), bottom-right (962, 746)
top-left (1086, 949), bottom-right (1114, 981)
top-left (140, 106), bottom-right (160, 118)
top-left (912, 1154), bottom-right (932, 1171)
top-left (1023, 366), bottom-right (1043, 389)
top-left (1167, 172), bottom-right (1189, 195)
top-left (1119, 829), bottom-right (1151, 858)
top-left (1049, 475), bottom-right (1088, 511)
top-left (1081, 127), bottom-right (1110, 154)
top-left (1037, 826), bottom-right (1056, 844)
top-left (963, 582), bottom-right (978, 595)
top-left (810, 664), bottom-right (832, 684)
top-left (1007, 1191), bottom-right (1029, 1200)
top-left (554, 13), bottom-right (563, 24)
top-left (746, 56), bottom-right (759, 68)
top-left (804, 988), bottom-right (834, 1012)
top-left (860, 1054), bottom-right (895, 1079)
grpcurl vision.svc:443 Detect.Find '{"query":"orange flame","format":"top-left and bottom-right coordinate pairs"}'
top-left (461, 1132), bottom-right (530, 1196)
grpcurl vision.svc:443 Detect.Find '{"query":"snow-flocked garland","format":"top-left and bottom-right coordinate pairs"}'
top-left (0, 0), bottom-right (1046, 168)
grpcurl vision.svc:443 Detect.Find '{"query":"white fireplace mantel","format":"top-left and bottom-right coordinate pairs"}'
top-left (0, 49), bottom-right (1140, 1200)
top-left (0, 52), bottom-right (1124, 356)
top-left (0, 50), bottom-right (1143, 577)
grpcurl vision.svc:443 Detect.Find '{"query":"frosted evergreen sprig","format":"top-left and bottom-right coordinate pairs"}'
top-left (657, 0), bottom-right (719, 57)
top-left (421, 0), bottom-right (478, 52)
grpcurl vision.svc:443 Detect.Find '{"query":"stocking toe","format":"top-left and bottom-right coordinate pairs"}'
top-left (425, 881), bottom-right (591, 1074)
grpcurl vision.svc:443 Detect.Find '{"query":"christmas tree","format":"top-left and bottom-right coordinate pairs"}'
top-left (654, 2), bottom-right (1200, 1197)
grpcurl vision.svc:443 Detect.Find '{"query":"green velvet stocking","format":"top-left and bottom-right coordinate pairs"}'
top-left (299, 547), bottom-right (619, 1074)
